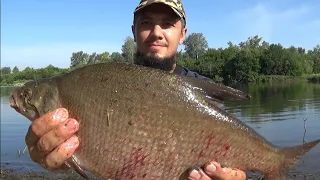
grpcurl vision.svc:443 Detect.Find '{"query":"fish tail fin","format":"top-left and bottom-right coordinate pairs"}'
top-left (282, 139), bottom-right (320, 169)
top-left (265, 139), bottom-right (320, 180)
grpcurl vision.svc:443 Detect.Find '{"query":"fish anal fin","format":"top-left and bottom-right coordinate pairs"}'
top-left (65, 155), bottom-right (91, 180)
top-left (265, 172), bottom-right (286, 180)
top-left (179, 75), bottom-right (252, 102)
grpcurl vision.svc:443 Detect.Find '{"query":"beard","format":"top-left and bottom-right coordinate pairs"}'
top-left (134, 51), bottom-right (176, 72)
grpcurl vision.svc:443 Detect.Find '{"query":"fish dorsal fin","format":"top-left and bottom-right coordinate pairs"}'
top-left (179, 75), bottom-right (252, 104)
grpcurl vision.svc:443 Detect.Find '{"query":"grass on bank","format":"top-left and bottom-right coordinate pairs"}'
top-left (254, 74), bottom-right (320, 83)
top-left (305, 74), bottom-right (320, 83)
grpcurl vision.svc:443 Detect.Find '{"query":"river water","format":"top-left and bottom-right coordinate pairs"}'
top-left (1, 80), bottom-right (319, 179)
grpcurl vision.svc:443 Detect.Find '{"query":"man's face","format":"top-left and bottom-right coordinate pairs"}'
top-left (132, 4), bottom-right (187, 61)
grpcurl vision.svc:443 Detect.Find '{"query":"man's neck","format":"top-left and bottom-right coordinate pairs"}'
top-left (170, 63), bottom-right (176, 73)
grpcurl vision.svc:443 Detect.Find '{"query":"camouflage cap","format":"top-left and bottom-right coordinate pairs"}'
top-left (134, 0), bottom-right (186, 23)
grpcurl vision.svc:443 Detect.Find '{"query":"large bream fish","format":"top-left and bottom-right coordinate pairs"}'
top-left (9, 62), bottom-right (320, 180)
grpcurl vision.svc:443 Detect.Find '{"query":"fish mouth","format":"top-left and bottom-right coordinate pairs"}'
top-left (9, 90), bottom-right (21, 113)
top-left (9, 88), bottom-right (40, 121)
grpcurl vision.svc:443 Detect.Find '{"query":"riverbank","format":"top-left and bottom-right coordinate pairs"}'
top-left (307, 74), bottom-right (320, 83)
top-left (256, 75), bottom-right (306, 83)
top-left (0, 80), bottom-right (28, 87)
top-left (1, 166), bottom-right (319, 180)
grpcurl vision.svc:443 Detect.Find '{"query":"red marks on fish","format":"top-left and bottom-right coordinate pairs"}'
top-left (133, 148), bottom-right (148, 166)
top-left (197, 134), bottom-right (215, 159)
top-left (213, 143), bottom-right (231, 157)
top-left (138, 115), bottom-right (145, 121)
top-left (190, 132), bottom-right (233, 161)
top-left (205, 134), bottom-right (215, 149)
top-left (128, 115), bottom-right (145, 126)
top-left (198, 150), bottom-right (205, 158)
top-left (119, 147), bottom-right (149, 179)
top-left (223, 145), bottom-right (231, 157)
top-left (152, 92), bottom-right (156, 98)
top-left (190, 133), bottom-right (216, 160)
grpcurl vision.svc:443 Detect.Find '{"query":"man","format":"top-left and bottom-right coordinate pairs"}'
top-left (24, 0), bottom-right (247, 179)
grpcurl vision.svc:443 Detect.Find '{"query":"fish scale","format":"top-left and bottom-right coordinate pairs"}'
top-left (9, 62), bottom-right (320, 180)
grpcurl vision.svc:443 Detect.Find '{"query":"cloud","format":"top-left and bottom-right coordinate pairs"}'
top-left (230, 1), bottom-right (319, 49)
top-left (1, 42), bottom-right (121, 70)
top-left (231, 4), bottom-right (273, 42)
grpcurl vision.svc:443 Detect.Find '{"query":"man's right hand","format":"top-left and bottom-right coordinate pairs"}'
top-left (25, 108), bottom-right (79, 171)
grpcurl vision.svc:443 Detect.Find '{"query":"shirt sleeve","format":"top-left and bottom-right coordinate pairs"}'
top-left (175, 65), bottom-right (213, 81)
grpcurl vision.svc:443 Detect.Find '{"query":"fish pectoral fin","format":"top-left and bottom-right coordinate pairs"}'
top-left (180, 75), bottom-right (252, 102)
top-left (65, 155), bottom-right (91, 180)
top-left (203, 95), bottom-right (225, 108)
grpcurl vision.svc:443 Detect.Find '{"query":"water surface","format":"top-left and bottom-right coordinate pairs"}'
top-left (224, 81), bottom-right (320, 174)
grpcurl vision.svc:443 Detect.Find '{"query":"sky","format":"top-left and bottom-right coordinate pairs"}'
top-left (1, 0), bottom-right (320, 70)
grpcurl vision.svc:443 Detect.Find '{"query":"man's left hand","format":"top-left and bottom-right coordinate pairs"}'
top-left (188, 161), bottom-right (246, 180)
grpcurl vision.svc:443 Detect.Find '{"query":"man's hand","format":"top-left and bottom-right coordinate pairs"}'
top-left (188, 161), bottom-right (246, 180)
top-left (25, 108), bottom-right (80, 171)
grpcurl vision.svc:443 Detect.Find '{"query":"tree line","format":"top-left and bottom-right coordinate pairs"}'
top-left (0, 65), bottom-right (68, 86)
top-left (1, 34), bottom-right (319, 86)
top-left (67, 34), bottom-right (320, 84)
top-left (177, 34), bottom-right (320, 83)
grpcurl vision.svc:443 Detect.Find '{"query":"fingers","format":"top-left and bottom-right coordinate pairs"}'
top-left (203, 161), bottom-right (246, 180)
top-left (25, 108), bottom-right (80, 171)
top-left (188, 161), bottom-right (247, 180)
top-left (36, 118), bottom-right (79, 153)
top-left (25, 108), bottom-right (69, 147)
top-left (44, 135), bottom-right (79, 170)
top-left (189, 168), bottom-right (211, 180)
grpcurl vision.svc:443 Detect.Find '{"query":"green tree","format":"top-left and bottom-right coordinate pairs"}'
top-left (121, 36), bottom-right (136, 63)
top-left (110, 52), bottom-right (124, 62)
top-left (282, 48), bottom-right (303, 76)
top-left (87, 52), bottom-right (98, 64)
top-left (20, 67), bottom-right (35, 80)
top-left (12, 66), bottom-right (19, 73)
top-left (260, 44), bottom-right (284, 75)
top-left (100, 51), bottom-right (111, 62)
top-left (183, 32), bottom-right (208, 60)
top-left (1, 67), bottom-right (11, 74)
top-left (200, 48), bottom-right (225, 81)
top-left (70, 51), bottom-right (89, 69)
top-left (221, 42), bottom-right (240, 83)
top-left (239, 35), bottom-right (263, 50)
top-left (232, 48), bottom-right (260, 82)
top-left (310, 45), bottom-right (320, 73)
